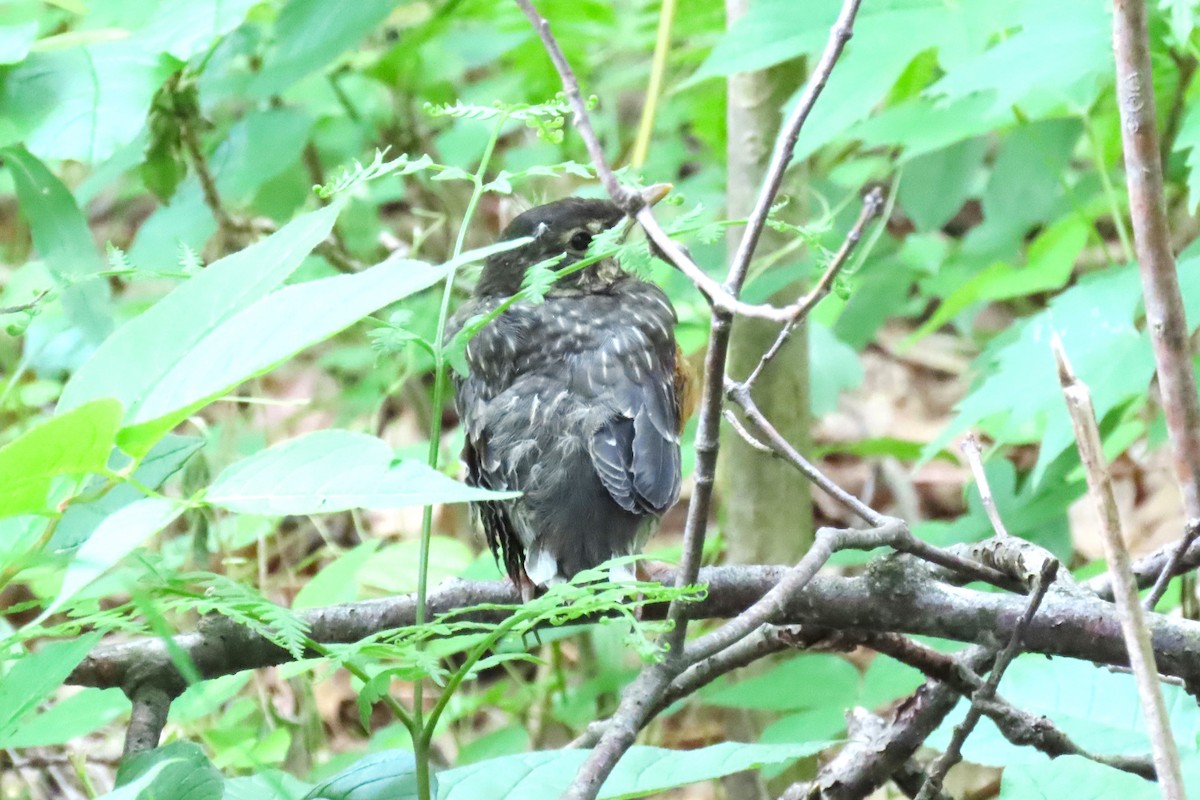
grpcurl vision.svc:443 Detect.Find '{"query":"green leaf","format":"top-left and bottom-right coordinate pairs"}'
top-left (700, 654), bottom-right (859, 712)
top-left (224, 771), bottom-right (313, 800)
top-left (809, 322), bottom-right (863, 417)
top-left (116, 253), bottom-right (448, 454)
top-left (929, 0), bottom-right (1111, 118)
top-left (0, 633), bottom-right (102, 743)
top-left (302, 750), bottom-right (421, 800)
top-left (115, 741), bottom-right (223, 800)
top-left (0, 40), bottom-right (178, 163)
top-left (3, 145), bottom-right (113, 343)
top-left (911, 216), bottom-right (1089, 340)
top-left (437, 741), bottom-right (836, 799)
top-left (1174, 99), bottom-right (1200, 214)
top-left (251, 0), bottom-right (395, 96)
top-left (998, 756), bottom-right (1158, 799)
top-left (59, 204), bottom-right (342, 442)
top-left (0, 687), bottom-right (129, 748)
top-left (0, 21), bottom-right (37, 65)
top-left (38, 497), bottom-right (184, 621)
top-left (0, 398), bottom-right (122, 519)
top-left (137, 0), bottom-right (259, 61)
top-left (292, 540), bottom-right (380, 610)
top-left (51, 434), bottom-right (203, 551)
top-left (930, 654), bottom-right (1200, 767)
top-left (923, 265), bottom-right (1155, 484)
top-left (206, 430), bottom-right (518, 515)
top-left (898, 138), bottom-right (987, 232)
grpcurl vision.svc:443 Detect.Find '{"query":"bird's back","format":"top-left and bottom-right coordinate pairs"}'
top-left (449, 275), bottom-right (682, 587)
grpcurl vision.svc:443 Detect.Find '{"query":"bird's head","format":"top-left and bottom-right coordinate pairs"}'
top-left (475, 186), bottom-right (669, 297)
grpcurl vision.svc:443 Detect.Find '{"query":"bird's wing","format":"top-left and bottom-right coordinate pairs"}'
top-left (578, 288), bottom-right (682, 516)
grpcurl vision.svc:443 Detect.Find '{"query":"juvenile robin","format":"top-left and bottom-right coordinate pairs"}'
top-left (446, 187), bottom-right (693, 599)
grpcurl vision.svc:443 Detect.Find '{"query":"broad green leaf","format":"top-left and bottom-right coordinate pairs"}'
top-left (130, 107), bottom-right (315, 272)
top-left (978, 119), bottom-right (1082, 246)
top-left (116, 741), bottom-right (223, 800)
top-left (898, 138), bottom-right (987, 232)
top-left (1001, 753), bottom-right (1200, 798)
top-left (51, 434), bottom-right (203, 551)
top-left (118, 255), bottom-right (447, 453)
top-left (922, 265), bottom-right (1156, 484)
top-left (0, 21), bottom-right (37, 64)
top-left (206, 430), bottom-right (518, 515)
top-left (929, 0), bottom-right (1111, 117)
top-left (359, 536), bottom-right (475, 595)
top-left (38, 497), bottom-right (184, 620)
top-left (930, 654), bottom-right (1200, 767)
top-left (59, 204), bottom-right (341, 427)
top-left (251, 0), bottom-right (394, 96)
top-left (0, 687), bottom-right (128, 748)
top-left (700, 654), bottom-right (859, 712)
top-left (3, 145), bottom-right (112, 343)
top-left (809, 322), bottom-right (863, 417)
top-left (0, 399), bottom-right (122, 519)
top-left (224, 771), bottom-right (313, 800)
top-left (998, 756), bottom-right (1160, 799)
top-left (137, 0), bottom-right (258, 61)
top-left (0, 633), bottom-right (102, 742)
top-left (303, 750), bottom-right (421, 800)
top-left (1174, 100), bottom-right (1200, 213)
top-left (93, 762), bottom-right (176, 800)
top-left (910, 216), bottom-right (1089, 340)
top-left (437, 741), bottom-right (837, 799)
top-left (292, 539), bottom-right (380, 610)
top-left (0, 40), bottom-right (177, 163)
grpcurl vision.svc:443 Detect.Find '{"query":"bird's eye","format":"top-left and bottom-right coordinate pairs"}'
top-left (568, 231), bottom-right (593, 252)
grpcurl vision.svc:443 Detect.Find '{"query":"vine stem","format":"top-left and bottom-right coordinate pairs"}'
top-left (629, 0), bottom-right (677, 168)
top-left (412, 112), bottom-right (507, 800)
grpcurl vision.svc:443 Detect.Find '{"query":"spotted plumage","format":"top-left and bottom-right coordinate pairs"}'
top-left (446, 195), bottom-right (684, 595)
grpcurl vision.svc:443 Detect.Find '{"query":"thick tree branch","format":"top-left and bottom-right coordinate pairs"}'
top-left (69, 562), bottom-right (1200, 697)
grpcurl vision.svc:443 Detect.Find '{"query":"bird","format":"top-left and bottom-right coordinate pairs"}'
top-left (446, 187), bottom-right (692, 600)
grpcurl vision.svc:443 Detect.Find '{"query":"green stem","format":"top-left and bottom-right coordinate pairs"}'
top-left (1084, 113), bottom-right (1135, 264)
top-left (630, 0), bottom-right (678, 168)
top-left (413, 112), bottom-right (508, 800)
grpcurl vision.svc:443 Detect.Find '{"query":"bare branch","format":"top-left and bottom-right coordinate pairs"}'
top-left (1055, 335), bottom-right (1187, 796)
top-left (1111, 0), bottom-right (1200, 608)
top-left (0, 289), bottom-right (51, 316)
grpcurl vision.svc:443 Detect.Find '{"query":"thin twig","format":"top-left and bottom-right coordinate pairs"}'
top-left (960, 433), bottom-right (1010, 539)
top-left (742, 186), bottom-right (885, 389)
top-left (1111, 0), bottom-right (1200, 610)
top-left (1145, 520), bottom-right (1200, 610)
top-left (915, 559), bottom-right (1057, 799)
top-left (0, 289), bottom-right (50, 316)
top-left (726, 379), bottom-right (886, 527)
top-left (1054, 334), bottom-right (1187, 796)
top-left (722, 408), bottom-right (776, 455)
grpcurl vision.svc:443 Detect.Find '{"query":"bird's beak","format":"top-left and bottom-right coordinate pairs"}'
top-left (619, 183), bottom-right (673, 241)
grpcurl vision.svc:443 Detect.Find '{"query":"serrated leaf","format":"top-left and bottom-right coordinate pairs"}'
top-left (206, 430), bottom-right (518, 515)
